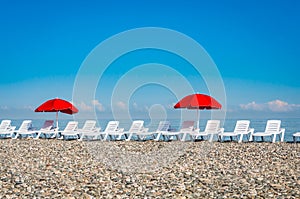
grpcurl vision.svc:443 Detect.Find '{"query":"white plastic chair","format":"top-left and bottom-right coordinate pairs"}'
top-left (34, 120), bottom-right (56, 139)
top-left (78, 120), bottom-right (101, 141)
top-left (0, 120), bottom-right (16, 138)
top-left (144, 121), bottom-right (170, 141)
top-left (125, 120), bottom-right (149, 141)
top-left (157, 121), bottom-right (195, 141)
top-left (189, 120), bottom-right (224, 142)
top-left (251, 120), bottom-right (285, 143)
top-left (12, 120), bottom-right (34, 139)
top-left (59, 121), bottom-right (79, 140)
top-left (219, 120), bottom-right (254, 143)
top-left (102, 121), bottom-right (125, 141)
top-left (132, 121), bottom-right (170, 141)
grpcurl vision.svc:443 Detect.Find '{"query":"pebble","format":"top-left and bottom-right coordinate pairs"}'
top-left (0, 140), bottom-right (299, 198)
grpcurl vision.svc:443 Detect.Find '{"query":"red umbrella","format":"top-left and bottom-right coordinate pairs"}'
top-left (174, 94), bottom-right (222, 129)
top-left (35, 98), bottom-right (78, 128)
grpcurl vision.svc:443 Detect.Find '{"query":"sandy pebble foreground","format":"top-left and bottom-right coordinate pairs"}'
top-left (0, 139), bottom-right (299, 199)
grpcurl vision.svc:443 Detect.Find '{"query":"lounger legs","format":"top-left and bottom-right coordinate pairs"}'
top-left (12, 133), bottom-right (19, 139)
top-left (181, 133), bottom-right (188, 141)
top-left (219, 135), bottom-right (223, 142)
top-left (126, 134), bottom-right (133, 141)
top-left (249, 134), bottom-right (253, 142)
top-left (154, 133), bottom-right (161, 141)
top-left (102, 134), bottom-right (108, 141)
top-left (208, 134), bottom-right (214, 142)
top-left (281, 130), bottom-right (285, 142)
top-left (34, 132), bottom-right (41, 140)
top-left (238, 134), bottom-right (243, 143)
top-left (272, 134), bottom-right (277, 143)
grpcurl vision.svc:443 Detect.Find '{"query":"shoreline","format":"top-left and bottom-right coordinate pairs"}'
top-left (0, 139), bottom-right (299, 198)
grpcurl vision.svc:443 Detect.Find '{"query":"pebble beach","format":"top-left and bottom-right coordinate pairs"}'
top-left (0, 139), bottom-right (299, 198)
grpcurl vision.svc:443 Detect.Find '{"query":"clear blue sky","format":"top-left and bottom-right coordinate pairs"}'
top-left (0, 0), bottom-right (299, 119)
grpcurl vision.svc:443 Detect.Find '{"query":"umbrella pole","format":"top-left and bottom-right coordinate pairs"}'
top-left (56, 111), bottom-right (59, 129)
top-left (196, 109), bottom-right (200, 130)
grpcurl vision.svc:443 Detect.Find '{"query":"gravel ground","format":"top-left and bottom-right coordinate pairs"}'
top-left (0, 139), bottom-right (299, 198)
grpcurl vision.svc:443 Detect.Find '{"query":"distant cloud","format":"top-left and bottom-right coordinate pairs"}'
top-left (77, 102), bottom-right (93, 112)
top-left (132, 102), bottom-right (168, 112)
top-left (240, 101), bottom-right (264, 111)
top-left (23, 106), bottom-right (34, 111)
top-left (116, 101), bottom-right (127, 110)
top-left (92, 100), bottom-right (105, 112)
top-left (267, 100), bottom-right (300, 112)
top-left (77, 100), bottom-right (105, 112)
top-left (240, 100), bottom-right (300, 112)
top-left (132, 102), bottom-right (146, 112)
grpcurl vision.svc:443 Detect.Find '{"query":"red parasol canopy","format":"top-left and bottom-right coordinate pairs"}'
top-left (35, 98), bottom-right (78, 114)
top-left (174, 94), bottom-right (222, 110)
top-left (174, 94), bottom-right (222, 129)
top-left (35, 98), bottom-right (78, 128)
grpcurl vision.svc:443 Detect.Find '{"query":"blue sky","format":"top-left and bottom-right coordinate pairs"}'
top-left (0, 0), bottom-right (299, 119)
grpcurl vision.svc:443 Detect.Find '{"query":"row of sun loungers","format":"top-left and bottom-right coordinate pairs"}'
top-left (0, 119), bottom-right (298, 142)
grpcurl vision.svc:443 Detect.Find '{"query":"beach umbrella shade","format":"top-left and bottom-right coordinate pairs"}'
top-left (174, 93), bottom-right (222, 129)
top-left (35, 98), bottom-right (79, 128)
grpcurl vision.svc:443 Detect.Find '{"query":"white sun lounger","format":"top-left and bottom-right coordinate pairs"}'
top-left (153, 121), bottom-right (171, 141)
top-left (138, 121), bottom-right (170, 141)
top-left (132, 121), bottom-right (170, 141)
top-left (125, 120), bottom-right (149, 141)
top-left (34, 120), bottom-right (56, 139)
top-left (102, 121), bottom-right (125, 141)
top-left (250, 120), bottom-right (285, 143)
top-left (78, 120), bottom-right (101, 141)
top-left (12, 120), bottom-right (35, 139)
top-left (59, 121), bottom-right (79, 140)
top-left (219, 120), bottom-right (254, 143)
top-left (156, 121), bottom-right (195, 141)
top-left (0, 120), bottom-right (16, 138)
top-left (188, 120), bottom-right (224, 142)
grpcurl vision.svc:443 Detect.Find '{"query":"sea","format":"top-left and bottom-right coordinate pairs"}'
top-left (6, 118), bottom-right (300, 142)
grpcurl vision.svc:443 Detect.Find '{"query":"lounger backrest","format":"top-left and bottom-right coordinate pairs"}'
top-left (0, 120), bottom-right (11, 131)
top-left (105, 121), bottom-right (119, 132)
top-left (129, 120), bottom-right (144, 132)
top-left (157, 121), bottom-right (170, 131)
top-left (265, 120), bottom-right (281, 133)
top-left (18, 120), bottom-right (32, 131)
top-left (64, 121), bottom-right (78, 131)
top-left (41, 120), bottom-right (54, 130)
top-left (82, 120), bottom-right (96, 131)
top-left (205, 120), bottom-right (220, 133)
top-left (234, 120), bottom-right (250, 134)
top-left (181, 120), bottom-right (195, 131)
